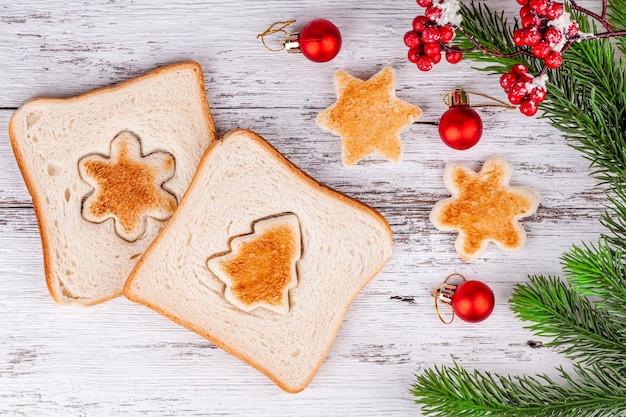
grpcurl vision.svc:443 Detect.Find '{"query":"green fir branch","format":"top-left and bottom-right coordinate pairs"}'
top-left (410, 361), bottom-right (626, 416)
top-left (561, 241), bottom-right (626, 323)
top-left (510, 275), bottom-right (626, 367)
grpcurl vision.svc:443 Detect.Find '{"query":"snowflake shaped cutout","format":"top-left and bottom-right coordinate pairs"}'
top-left (430, 155), bottom-right (540, 261)
top-left (78, 131), bottom-right (177, 242)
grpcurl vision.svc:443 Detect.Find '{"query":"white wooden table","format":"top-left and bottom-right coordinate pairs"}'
top-left (0, 1), bottom-right (605, 415)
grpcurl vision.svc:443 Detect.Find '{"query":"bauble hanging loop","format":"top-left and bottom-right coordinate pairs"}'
top-left (257, 19), bottom-right (342, 63)
top-left (431, 273), bottom-right (495, 324)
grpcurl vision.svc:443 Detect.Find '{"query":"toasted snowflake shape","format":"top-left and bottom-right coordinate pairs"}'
top-left (207, 214), bottom-right (302, 315)
top-left (430, 155), bottom-right (540, 261)
top-left (78, 131), bottom-right (177, 242)
top-left (316, 67), bottom-right (422, 165)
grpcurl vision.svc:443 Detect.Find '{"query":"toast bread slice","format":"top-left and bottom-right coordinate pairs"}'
top-left (430, 155), bottom-right (540, 261)
top-left (316, 67), bottom-right (422, 165)
top-left (9, 62), bottom-right (216, 305)
top-left (124, 129), bottom-right (393, 392)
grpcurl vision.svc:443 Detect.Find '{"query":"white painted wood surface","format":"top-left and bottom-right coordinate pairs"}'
top-left (0, 1), bottom-right (606, 415)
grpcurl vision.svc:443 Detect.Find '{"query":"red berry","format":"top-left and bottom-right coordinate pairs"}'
top-left (520, 5), bottom-right (531, 17)
top-left (529, 86), bottom-right (547, 102)
top-left (508, 91), bottom-right (524, 105)
top-left (509, 82), bottom-right (528, 100)
top-left (422, 26), bottom-right (441, 42)
top-left (423, 41), bottom-right (441, 57)
top-left (521, 28), bottom-right (542, 45)
top-left (416, 0), bottom-right (433, 7)
top-left (445, 49), bottom-right (462, 64)
top-left (500, 73), bottom-right (517, 90)
top-left (520, 98), bottom-right (539, 116)
top-left (568, 22), bottom-right (579, 36)
top-left (516, 0), bottom-right (529, 5)
top-left (404, 31), bottom-right (421, 48)
top-left (439, 25), bottom-right (455, 43)
top-left (513, 28), bottom-right (525, 46)
top-left (518, 74), bottom-right (533, 84)
top-left (532, 41), bottom-right (551, 58)
top-left (416, 55), bottom-right (434, 71)
top-left (412, 15), bottom-right (429, 32)
top-left (425, 6), bottom-right (443, 22)
top-left (521, 14), bottom-right (538, 29)
top-left (431, 51), bottom-right (442, 64)
top-left (544, 27), bottom-right (563, 45)
top-left (529, 0), bottom-right (548, 15)
top-left (511, 63), bottom-right (528, 76)
top-left (408, 47), bottom-right (422, 63)
top-left (544, 51), bottom-right (563, 68)
top-left (546, 2), bottom-right (564, 20)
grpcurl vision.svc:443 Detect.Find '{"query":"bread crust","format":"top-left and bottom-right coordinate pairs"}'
top-left (8, 61), bottom-right (215, 306)
top-left (124, 129), bottom-right (393, 392)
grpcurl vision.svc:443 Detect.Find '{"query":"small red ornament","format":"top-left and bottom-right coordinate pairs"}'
top-left (439, 88), bottom-right (483, 150)
top-left (432, 273), bottom-right (495, 324)
top-left (257, 19), bottom-right (342, 63)
top-left (294, 19), bottom-right (342, 62)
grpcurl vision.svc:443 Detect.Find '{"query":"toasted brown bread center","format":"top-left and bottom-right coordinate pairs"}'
top-left (79, 132), bottom-right (177, 241)
top-left (220, 224), bottom-right (297, 307)
top-left (438, 164), bottom-right (533, 254)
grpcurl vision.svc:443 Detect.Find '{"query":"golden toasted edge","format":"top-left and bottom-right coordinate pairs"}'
top-left (8, 61), bottom-right (216, 306)
top-left (123, 128), bottom-right (393, 392)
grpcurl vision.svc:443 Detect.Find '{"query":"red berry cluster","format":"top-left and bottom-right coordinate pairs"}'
top-left (513, 0), bottom-right (578, 69)
top-left (404, 0), bottom-right (462, 72)
top-left (499, 64), bottom-right (546, 116)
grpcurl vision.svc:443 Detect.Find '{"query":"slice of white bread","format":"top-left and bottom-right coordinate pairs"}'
top-left (124, 129), bottom-right (393, 393)
top-left (9, 62), bottom-right (216, 305)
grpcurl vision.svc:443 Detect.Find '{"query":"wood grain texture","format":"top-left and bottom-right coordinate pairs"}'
top-left (0, 0), bottom-right (607, 415)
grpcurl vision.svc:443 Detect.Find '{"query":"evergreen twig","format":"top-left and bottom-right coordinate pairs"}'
top-left (411, 361), bottom-right (626, 417)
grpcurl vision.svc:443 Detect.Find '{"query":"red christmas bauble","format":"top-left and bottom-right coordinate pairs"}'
top-left (299, 19), bottom-right (342, 63)
top-left (451, 280), bottom-right (495, 323)
top-left (438, 105), bottom-right (483, 150)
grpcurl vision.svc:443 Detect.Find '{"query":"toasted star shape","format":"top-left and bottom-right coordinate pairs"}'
top-left (316, 67), bottom-right (422, 165)
top-left (78, 131), bottom-right (177, 242)
top-left (207, 213), bottom-right (302, 315)
top-left (430, 155), bottom-right (540, 261)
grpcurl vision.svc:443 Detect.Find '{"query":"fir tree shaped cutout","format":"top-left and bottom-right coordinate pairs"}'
top-left (207, 213), bottom-right (301, 315)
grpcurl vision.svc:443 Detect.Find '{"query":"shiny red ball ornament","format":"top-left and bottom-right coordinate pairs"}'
top-left (433, 274), bottom-right (495, 324)
top-left (296, 19), bottom-right (342, 63)
top-left (439, 88), bottom-right (483, 150)
top-left (451, 280), bottom-right (495, 323)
